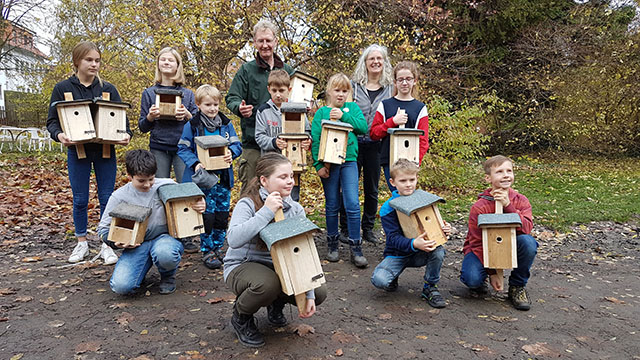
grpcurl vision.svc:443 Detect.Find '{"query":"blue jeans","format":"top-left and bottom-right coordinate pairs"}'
top-left (382, 165), bottom-right (396, 192)
top-left (460, 234), bottom-right (538, 288)
top-left (151, 149), bottom-right (186, 183)
top-left (200, 183), bottom-right (230, 253)
top-left (67, 147), bottom-right (116, 237)
top-left (110, 234), bottom-right (184, 295)
top-left (320, 161), bottom-right (361, 241)
top-left (371, 246), bottom-right (445, 290)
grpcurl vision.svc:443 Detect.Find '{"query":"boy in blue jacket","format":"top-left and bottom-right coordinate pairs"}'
top-left (370, 159), bottom-right (451, 308)
top-left (178, 85), bottom-right (242, 269)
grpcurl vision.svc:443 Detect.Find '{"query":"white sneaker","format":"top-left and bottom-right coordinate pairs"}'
top-left (68, 241), bottom-right (89, 263)
top-left (100, 243), bottom-right (118, 265)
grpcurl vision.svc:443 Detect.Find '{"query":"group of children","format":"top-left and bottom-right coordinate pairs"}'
top-left (96, 57), bottom-right (537, 348)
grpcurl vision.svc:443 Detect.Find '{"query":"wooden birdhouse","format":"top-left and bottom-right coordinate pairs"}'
top-left (389, 189), bottom-right (447, 247)
top-left (155, 88), bottom-right (183, 120)
top-left (478, 202), bottom-right (521, 289)
top-left (94, 99), bottom-right (130, 144)
top-left (195, 135), bottom-right (230, 170)
top-left (318, 120), bottom-right (352, 165)
top-left (281, 102), bottom-right (308, 134)
top-left (260, 211), bottom-right (324, 313)
top-left (107, 202), bottom-right (152, 247)
top-left (279, 134), bottom-right (309, 173)
top-left (289, 71), bottom-right (319, 106)
top-left (158, 183), bottom-right (205, 239)
top-left (53, 93), bottom-right (96, 158)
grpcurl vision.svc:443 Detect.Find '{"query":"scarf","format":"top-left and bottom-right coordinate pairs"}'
top-left (200, 113), bottom-right (222, 133)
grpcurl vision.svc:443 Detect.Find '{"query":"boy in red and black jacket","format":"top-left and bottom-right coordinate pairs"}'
top-left (460, 155), bottom-right (537, 310)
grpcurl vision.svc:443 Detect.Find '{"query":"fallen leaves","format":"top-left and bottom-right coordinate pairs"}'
top-left (335, 348), bottom-right (344, 356)
top-left (14, 296), bottom-right (33, 303)
top-left (331, 330), bottom-right (361, 344)
top-left (21, 256), bottom-right (43, 262)
top-left (206, 293), bottom-right (235, 304)
top-left (0, 288), bottom-right (17, 295)
top-left (604, 296), bottom-right (625, 304)
top-left (39, 297), bottom-right (56, 305)
top-left (522, 343), bottom-right (561, 357)
top-left (75, 341), bottom-right (101, 354)
top-left (293, 323), bottom-right (315, 337)
top-left (48, 320), bottom-right (65, 328)
top-left (377, 313), bottom-right (392, 320)
top-left (115, 312), bottom-right (134, 327)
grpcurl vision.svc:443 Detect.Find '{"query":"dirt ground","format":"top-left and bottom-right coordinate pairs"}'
top-left (1, 213), bottom-right (639, 360)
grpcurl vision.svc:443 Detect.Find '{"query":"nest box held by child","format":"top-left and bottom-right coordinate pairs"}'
top-left (194, 135), bottom-right (230, 170)
top-left (154, 88), bottom-right (183, 120)
top-left (289, 71), bottom-right (319, 106)
top-left (281, 102), bottom-right (308, 134)
top-left (387, 127), bottom-right (424, 165)
top-left (478, 213), bottom-right (521, 270)
top-left (278, 134), bottom-right (309, 173)
top-left (94, 99), bottom-right (131, 143)
top-left (53, 99), bottom-right (96, 143)
top-left (107, 202), bottom-right (152, 247)
top-left (158, 183), bottom-right (205, 239)
top-left (260, 214), bottom-right (324, 312)
top-left (318, 120), bottom-right (352, 165)
top-left (389, 189), bottom-right (447, 247)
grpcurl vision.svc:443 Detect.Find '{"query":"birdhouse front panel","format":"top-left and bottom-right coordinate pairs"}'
top-left (318, 124), bottom-right (350, 164)
top-left (283, 112), bottom-right (306, 134)
top-left (196, 145), bottom-right (229, 170)
top-left (56, 102), bottom-right (95, 142)
top-left (155, 89), bottom-right (183, 120)
top-left (482, 227), bottom-right (518, 269)
top-left (280, 135), bottom-right (308, 172)
top-left (389, 133), bottom-right (420, 164)
top-left (270, 233), bottom-right (325, 296)
top-left (165, 198), bottom-right (205, 238)
top-left (289, 71), bottom-right (318, 105)
top-left (396, 205), bottom-right (447, 247)
top-left (94, 102), bottom-right (129, 143)
top-left (108, 216), bottom-right (149, 247)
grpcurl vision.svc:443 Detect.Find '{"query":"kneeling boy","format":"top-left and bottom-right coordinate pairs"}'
top-left (460, 155), bottom-right (537, 310)
top-left (371, 159), bottom-right (451, 308)
top-left (98, 150), bottom-right (205, 295)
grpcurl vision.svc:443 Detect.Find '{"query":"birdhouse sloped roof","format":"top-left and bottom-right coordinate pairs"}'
top-left (321, 120), bottom-right (353, 131)
top-left (109, 202), bottom-right (152, 222)
top-left (389, 189), bottom-right (445, 216)
top-left (194, 135), bottom-right (229, 149)
top-left (477, 213), bottom-right (522, 227)
top-left (281, 102), bottom-right (307, 113)
top-left (51, 99), bottom-right (93, 108)
top-left (259, 216), bottom-right (319, 250)
top-left (158, 183), bottom-right (204, 204)
top-left (387, 128), bottom-right (425, 136)
top-left (291, 70), bottom-right (319, 84)
top-left (154, 88), bottom-right (183, 96)
top-left (94, 99), bottom-right (131, 109)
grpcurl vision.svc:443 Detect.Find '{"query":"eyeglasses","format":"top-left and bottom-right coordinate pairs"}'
top-left (396, 77), bottom-right (414, 84)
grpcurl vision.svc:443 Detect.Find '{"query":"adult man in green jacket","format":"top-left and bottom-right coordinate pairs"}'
top-left (226, 19), bottom-right (293, 192)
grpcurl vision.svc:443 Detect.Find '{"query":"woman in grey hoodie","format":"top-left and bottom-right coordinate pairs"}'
top-left (223, 153), bottom-right (327, 347)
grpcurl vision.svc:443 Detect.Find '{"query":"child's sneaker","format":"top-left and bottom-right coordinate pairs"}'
top-left (508, 285), bottom-right (531, 311)
top-left (159, 274), bottom-right (176, 294)
top-left (68, 241), bottom-right (89, 263)
top-left (386, 277), bottom-right (398, 292)
top-left (421, 285), bottom-right (446, 308)
top-left (181, 237), bottom-right (199, 253)
top-left (100, 243), bottom-right (118, 265)
top-left (203, 250), bottom-right (222, 269)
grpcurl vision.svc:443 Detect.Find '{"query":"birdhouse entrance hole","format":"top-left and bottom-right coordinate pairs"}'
top-left (183, 207), bottom-right (189, 213)
top-left (293, 247), bottom-right (300, 253)
top-left (404, 140), bottom-right (410, 148)
top-left (74, 111), bottom-right (79, 116)
top-left (114, 218), bottom-right (135, 230)
top-left (333, 137), bottom-right (338, 142)
top-left (292, 145), bottom-right (298, 151)
top-left (208, 147), bottom-right (226, 157)
top-left (110, 111), bottom-right (116, 117)
top-left (496, 236), bottom-right (503, 243)
top-left (159, 94), bottom-right (175, 103)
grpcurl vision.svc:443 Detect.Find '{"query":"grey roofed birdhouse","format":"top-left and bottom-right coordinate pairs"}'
top-left (194, 135), bottom-right (229, 148)
top-left (158, 182), bottom-right (204, 204)
top-left (109, 202), bottom-right (152, 222)
top-left (477, 213), bottom-right (522, 227)
top-left (318, 120), bottom-right (353, 164)
top-left (387, 128), bottom-right (425, 136)
top-left (281, 102), bottom-right (307, 113)
top-left (260, 216), bottom-right (319, 250)
top-left (281, 102), bottom-right (308, 135)
top-left (389, 189), bottom-right (445, 216)
top-left (154, 88), bottom-right (183, 120)
top-left (321, 120), bottom-right (353, 131)
top-left (155, 88), bottom-right (183, 97)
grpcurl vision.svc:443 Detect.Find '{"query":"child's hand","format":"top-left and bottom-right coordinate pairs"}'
top-left (147, 105), bottom-right (160, 121)
top-left (413, 231), bottom-right (437, 252)
top-left (317, 166), bottom-right (330, 179)
top-left (191, 197), bottom-right (206, 213)
top-left (329, 107), bottom-right (343, 121)
top-left (115, 133), bottom-right (131, 146)
top-left (275, 138), bottom-right (287, 150)
top-left (489, 273), bottom-right (503, 291)
top-left (239, 100), bottom-right (253, 118)
top-left (393, 111), bottom-right (408, 126)
top-left (301, 138), bottom-right (311, 151)
top-left (175, 104), bottom-right (190, 121)
top-left (195, 162), bottom-right (205, 171)
top-left (114, 242), bottom-right (141, 249)
top-left (442, 221), bottom-right (452, 237)
top-left (299, 298), bottom-right (316, 318)
top-left (223, 149), bottom-right (232, 164)
top-left (264, 191), bottom-right (283, 214)
top-left (491, 188), bottom-right (510, 208)
top-left (57, 133), bottom-right (76, 147)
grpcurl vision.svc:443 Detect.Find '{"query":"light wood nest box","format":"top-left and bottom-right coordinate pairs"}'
top-left (53, 99), bottom-right (96, 143)
top-left (195, 135), bottom-right (230, 170)
top-left (158, 183), bottom-right (205, 239)
top-left (389, 189), bottom-right (447, 247)
top-left (478, 213), bottom-right (521, 270)
top-left (281, 101), bottom-right (308, 134)
top-left (289, 71), bottom-right (319, 105)
top-left (154, 88), bottom-right (183, 120)
top-left (387, 127), bottom-right (424, 165)
top-left (107, 202), bottom-right (152, 246)
top-left (94, 99), bottom-right (131, 144)
top-left (260, 215), bottom-right (324, 312)
top-left (318, 120), bottom-right (352, 165)
top-left (278, 133), bottom-right (310, 173)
